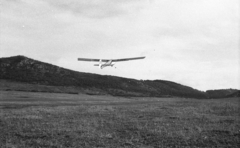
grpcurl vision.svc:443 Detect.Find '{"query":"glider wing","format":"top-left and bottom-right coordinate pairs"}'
top-left (78, 57), bottom-right (145, 62)
top-left (112, 56), bottom-right (145, 62)
top-left (78, 58), bottom-right (108, 62)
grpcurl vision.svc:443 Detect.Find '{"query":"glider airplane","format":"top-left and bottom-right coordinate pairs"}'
top-left (78, 56), bottom-right (145, 69)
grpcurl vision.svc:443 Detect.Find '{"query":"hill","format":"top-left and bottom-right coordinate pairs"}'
top-left (0, 55), bottom-right (214, 98)
top-left (226, 90), bottom-right (240, 98)
top-left (206, 89), bottom-right (240, 98)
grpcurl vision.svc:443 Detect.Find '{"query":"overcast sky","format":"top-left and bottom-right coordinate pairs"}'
top-left (0, 0), bottom-right (239, 91)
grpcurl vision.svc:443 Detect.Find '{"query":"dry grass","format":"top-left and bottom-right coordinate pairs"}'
top-left (0, 91), bottom-right (239, 147)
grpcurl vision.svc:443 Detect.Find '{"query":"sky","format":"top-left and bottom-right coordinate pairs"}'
top-left (0, 0), bottom-right (239, 91)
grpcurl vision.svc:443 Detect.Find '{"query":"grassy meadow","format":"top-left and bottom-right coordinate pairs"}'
top-left (0, 90), bottom-right (239, 147)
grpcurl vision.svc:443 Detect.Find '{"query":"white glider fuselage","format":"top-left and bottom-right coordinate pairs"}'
top-left (77, 56), bottom-right (145, 69)
top-left (94, 60), bottom-right (114, 69)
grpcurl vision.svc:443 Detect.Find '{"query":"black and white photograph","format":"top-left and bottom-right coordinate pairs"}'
top-left (0, 0), bottom-right (239, 147)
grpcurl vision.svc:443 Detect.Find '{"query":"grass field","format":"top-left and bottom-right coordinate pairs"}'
top-left (0, 90), bottom-right (239, 148)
